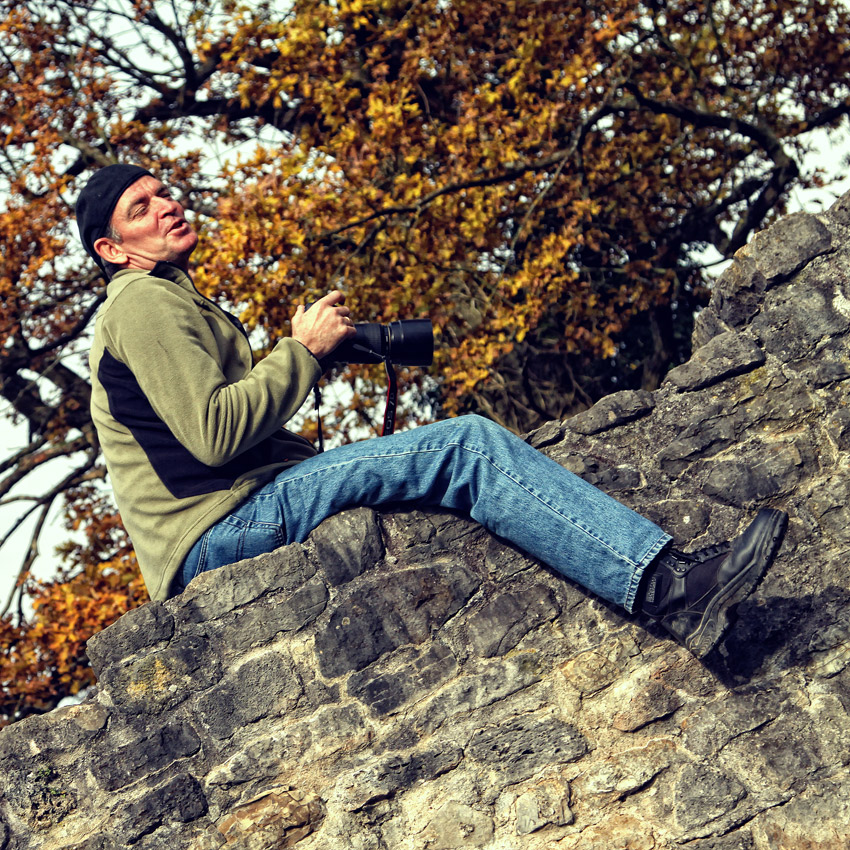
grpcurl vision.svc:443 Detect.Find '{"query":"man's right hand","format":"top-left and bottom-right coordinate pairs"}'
top-left (291, 291), bottom-right (358, 360)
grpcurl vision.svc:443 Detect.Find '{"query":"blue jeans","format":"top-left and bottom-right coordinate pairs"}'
top-left (174, 415), bottom-right (670, 611)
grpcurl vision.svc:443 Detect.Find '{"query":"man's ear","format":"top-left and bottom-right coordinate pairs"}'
top-left (93, 235), bottom-right (127, 266)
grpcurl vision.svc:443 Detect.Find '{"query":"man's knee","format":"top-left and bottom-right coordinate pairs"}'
top-left (440, 414), bottom-right (511, 447)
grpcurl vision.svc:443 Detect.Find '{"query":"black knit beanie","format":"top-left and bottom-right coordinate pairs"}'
top-left (75, 164), bottom-right (152, 273)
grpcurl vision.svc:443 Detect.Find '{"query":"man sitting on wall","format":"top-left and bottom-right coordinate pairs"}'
top-left (76, 163), bottom-right (788, 658)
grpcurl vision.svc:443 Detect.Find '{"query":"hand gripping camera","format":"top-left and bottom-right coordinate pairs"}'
top-left (308, 308), bottom-right (434, 445)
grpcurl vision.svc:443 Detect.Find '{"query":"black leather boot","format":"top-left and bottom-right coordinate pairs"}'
top-left (640, 508), bottom-right (789, 657)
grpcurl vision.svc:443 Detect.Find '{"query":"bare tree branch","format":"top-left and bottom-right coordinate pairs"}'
top-left (31, 292), bottom-right (105, 357)
top-left (0, 447), bottom-right (101, 620)
top-left (0, 436), bottom-right (92, 501)
top-left (617, 86), bottom-right (802, 253)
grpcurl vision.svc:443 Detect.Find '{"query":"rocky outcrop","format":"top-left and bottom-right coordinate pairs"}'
top-left (3, 199), bottom-right (850, 849)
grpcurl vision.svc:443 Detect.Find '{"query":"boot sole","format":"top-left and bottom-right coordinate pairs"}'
top-left (671, 508), bottom-right (789, 658)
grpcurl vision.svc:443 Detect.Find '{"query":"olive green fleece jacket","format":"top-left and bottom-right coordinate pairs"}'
top-left (89, 262), bottom-right (321, 601)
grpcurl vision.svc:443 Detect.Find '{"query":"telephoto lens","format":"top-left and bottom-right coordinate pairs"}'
top-left (303, 300), bottom-right (434, 367)
top-left (334, 319), bottom-right (433, 366)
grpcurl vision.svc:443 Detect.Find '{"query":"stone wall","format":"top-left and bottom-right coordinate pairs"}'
top-left (2, 196), bottom-right (850, 849)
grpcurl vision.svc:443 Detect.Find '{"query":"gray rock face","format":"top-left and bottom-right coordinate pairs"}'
top-left (3, 200), bottom-right (850, 849)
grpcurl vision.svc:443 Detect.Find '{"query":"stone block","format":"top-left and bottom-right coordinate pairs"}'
top-left (310, 507), bottom-right (384, 586)
top-left (556, 813), bottom-right (659, 849)
top-left (511, 779), bottom-right (573, 835)
top-left (751, 269), bottom-right (850, 362)
top-left (611, 678), bottom-right (686, 732)
top-left (86, 601), bottom-right (174, 677)
top-left (572, 739), bottom-right (675, 804)
top-left (665, 331), bottom-right (765, 392)
top-left (97, 635), bottom-right (221, 715)
top-left (713, 256), bottom-right (768, 330)
top-left (465, 587), bottom-right (560, 657)
top-left (116, 773), bottom-right (207, 844)
top-left (467, 714), bottom-right (588, 782)
top-left (174, 544), bottom-right (318, 625)
top-left (338, 746), bottom-right (464, 812)
top-left (736, 212), bottom-right (832, 284)
top-left (752, 774), bottom-right (850, 849)
top-left (89, 720), bottom-right (201, 791)
top-left (418, 802), bottom-right (495, 848)
top-left (216, 787), bottom-right (324, 849)
top-left (193, 652), bottom-right (302, 740)
top-left (673, 762), bottom-right (747, 836)
top-left (701, 442), bottom-right (806, 505)
top-left (315, 563), bottom-right (480, 678)
top-left (347, 641), bottom-right (457, 717)
top-left (413, 656), bottom-right (546, 738)
top-left (566, 389), bottom-right (655, 435)
top-left (559, 632), bottom-right (640, 695)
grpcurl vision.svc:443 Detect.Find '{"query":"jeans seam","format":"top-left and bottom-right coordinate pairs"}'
top-left (278, 439), bottom-right (645, 570)
top-left (461, 443), bottom-right (647, 569)
top-left (194, 532), bottom-right (210, 580)
top-left (623, 531), bottom-right (671, 613)
top-left (223, 515), bottom-right (282, 531)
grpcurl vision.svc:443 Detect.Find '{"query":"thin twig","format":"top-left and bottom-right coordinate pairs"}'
top-left (0, 449), bottom-right (100, 619)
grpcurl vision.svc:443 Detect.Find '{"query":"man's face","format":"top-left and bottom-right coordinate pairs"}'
top-left (95, 176), bottom-right (198, 271)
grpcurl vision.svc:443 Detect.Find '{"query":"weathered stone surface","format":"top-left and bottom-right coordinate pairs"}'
top-left (735, 210), bottom-right (833, 283)
top-left (509, 778), bottom-right (574, 835)
top-left (89, 719), bottom-right (201, 791)
top-left (347, 641), bottom-right (457, 717)
top-left (466, 713), bottom-right (588, 781)
top-left (309, 507), bottom-right (384, 586)
top-left (216, 787), bottom-right (325, 848)
top-left (566, 389), bottom-right (655, 434)
top-left (194, 651), bottom-right (303, 740)
top-left (692, 255), bottom-right (768, 347)
top-left (86, 601), bottom-right (174, 675)
top-left (314, 562), bottom-right (480, 678)
top-left (96, 635), bottom-right (220, 715)
top-left (417, 802), bottom-right (494, 848)
top-left (464, 587), bottom-right (560, 657)
top-left (664, 330), bottom-right (765, 391)
top-left (3, 195), bottom-right (850, 848)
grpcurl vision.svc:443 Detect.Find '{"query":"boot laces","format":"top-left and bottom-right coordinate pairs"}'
top-left (676, 541), bottom-right (730, 562)
top-left (661, 541), bottom-right (731, 574)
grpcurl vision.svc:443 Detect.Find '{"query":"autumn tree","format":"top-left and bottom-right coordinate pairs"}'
top-left (1, 0), bottom-right (849, 723)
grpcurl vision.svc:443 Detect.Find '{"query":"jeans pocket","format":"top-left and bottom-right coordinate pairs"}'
top-left (174, 514), bottom-right (285, 597)
top-left (214, 515), bottom-right (285, 565)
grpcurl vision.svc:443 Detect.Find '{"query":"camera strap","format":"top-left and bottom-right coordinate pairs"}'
top-left (381, 359), bottom-right (398, 437)
top-left (313, 361), bottom-right (397, 452)
top-left (313, 385), bottom-right (325, 453)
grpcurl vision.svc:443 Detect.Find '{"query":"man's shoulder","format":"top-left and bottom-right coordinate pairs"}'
top-left (103, 266), bottom-right (196, 314)
top-left (107, 264), bottom-right (190, 295)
